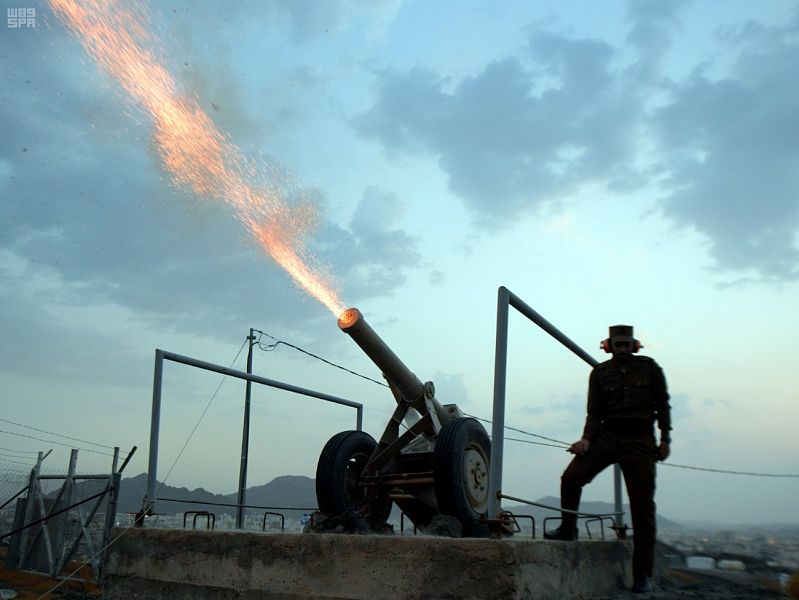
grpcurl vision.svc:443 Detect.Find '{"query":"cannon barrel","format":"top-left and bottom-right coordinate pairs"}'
top-left (338, 308), bottom-right (425, 403)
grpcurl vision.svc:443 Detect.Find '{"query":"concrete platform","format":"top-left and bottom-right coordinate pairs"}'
top-left (103, 528), bottom-right (633, 600)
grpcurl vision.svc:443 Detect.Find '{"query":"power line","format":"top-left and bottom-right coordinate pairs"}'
top-left (466, 414), bottom-right (570, 447)
top-left (662, 463), bottom-right (799, 478)
top-left (505, 436), bottom-right (571, 449)
top-left (465, 414), bottom-right (799, 478)
top-left (0, 429), bottom-right (117, 458)
top-left (253, 329), bottom-right (389, 388)
top-left (156, 336), bottom-right (249, 496)
top-left (0, 451), bottom-right (35, 463)
top-left (246, 331), bottom-right (799, 481)
top-left (0, 457), bottom-right (36, 468)
top-left (0, 446), bottom-right (39, 455)
top-left (0, 417), bottom-right (122, 451)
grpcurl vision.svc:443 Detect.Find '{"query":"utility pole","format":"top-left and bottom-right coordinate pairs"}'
top-left (236, 329), bottom-right (255, 529)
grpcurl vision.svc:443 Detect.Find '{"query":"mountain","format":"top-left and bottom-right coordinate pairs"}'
top-left (108, 473), bottom-right (317, 520)
top-left (103, 477), bottom-right (681, 532)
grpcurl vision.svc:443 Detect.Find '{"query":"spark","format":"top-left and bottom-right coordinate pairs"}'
top-left (49, 0), bottom-right (345, 315)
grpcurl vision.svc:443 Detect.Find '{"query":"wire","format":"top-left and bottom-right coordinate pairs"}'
top-left (662, 463), bottom-right (799, 478)
top-left (43, 341), bottom-right (253, 600)
top-left (466, 413), bottom-right (799, 478)
top-left (465, 414), bottom-right (570, 447)
top-left (0, 457), bottom-right (37, 467)
top-left (0, 451), bottom-right (35, 463)
top-left (0, 485), bottom-right (111, 542)
top-left (0, 429), bottom-right (118, 458)
top-left (0, 417), bottom-right (122, 451)
top-left (0, 446), bottom-right (39, 454)
top-left (156, 337), bottom-right (249, 497)
top-left (505, 436), bottom-right (570, 449)
top-left (237, 331), bottom-right (799, 480)
top-left (253, 329), bottom-right (389, 388)
top-left (37, 505), bottom-right (129, 599)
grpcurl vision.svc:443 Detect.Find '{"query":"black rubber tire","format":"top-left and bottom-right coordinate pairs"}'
top-left (433, 417), bottom-right (491, 537)
top-left (315, 430), bottom-right (392, 522)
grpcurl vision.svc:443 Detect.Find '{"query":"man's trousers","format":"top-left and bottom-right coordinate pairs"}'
top-left (560, 432), bottom-right (657, 579)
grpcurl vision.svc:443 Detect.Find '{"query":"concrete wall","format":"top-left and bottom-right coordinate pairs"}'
top-left (104, 528), bottom-right (632, 600)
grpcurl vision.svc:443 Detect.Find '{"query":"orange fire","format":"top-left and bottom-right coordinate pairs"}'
top-left (337, 308), bottom-right (361, 330)
top-left (49, 0), bottom-right (345, 316)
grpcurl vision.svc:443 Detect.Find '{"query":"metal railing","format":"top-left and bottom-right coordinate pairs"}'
top-left (143, 349), bottom-right (364, 519)
top-left (486, 286), bottom-right (624, 529)
top-left (1, 447), bottom-right (133, 580)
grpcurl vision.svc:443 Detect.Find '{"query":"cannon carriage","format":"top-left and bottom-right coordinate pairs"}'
top-left (315, 308), bottom-right (492, 536)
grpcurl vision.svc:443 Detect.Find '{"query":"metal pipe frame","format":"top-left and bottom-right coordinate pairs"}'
top-left (143, 349), bottom-right (364, 517)
top-left (487, 286), bottom-right (624, 529)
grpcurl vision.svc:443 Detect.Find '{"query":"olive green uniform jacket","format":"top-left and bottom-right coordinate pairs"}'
top-left (582, 355), bottom-right (671, 442)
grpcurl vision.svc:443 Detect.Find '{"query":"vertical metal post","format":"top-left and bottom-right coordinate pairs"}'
top-left (100, 447), bottom-right (121, 578)
top-left (236, 330), bottom-right (255, 530)
top-left (143, 349), bottom-right (164, 520)
top-left (614, 465), bottom-right (623, 527)
top-left (356, 406), bottom-right (363, 432)
top-left (487, 286), bottom-right (510, 519)
top-left (50, 449), bottom-right (78, 576)
top-left (16, 451), bottom-right (43, 567)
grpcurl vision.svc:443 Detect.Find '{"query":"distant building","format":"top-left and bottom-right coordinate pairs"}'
top-left (686, 556), bottom-right (715, 570)
top-left (717, 559), bottom-right (746, 571)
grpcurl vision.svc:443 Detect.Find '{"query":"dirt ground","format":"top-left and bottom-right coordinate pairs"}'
top-left (0, 547), bottom-right (100, 600)
top-left (600, 569), bottom-right (793, 600)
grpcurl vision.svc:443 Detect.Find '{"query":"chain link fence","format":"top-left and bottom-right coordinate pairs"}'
top-left (0, 459), bottom-right (34, 535)
top-left (1, 450), bottom-right (123, 580)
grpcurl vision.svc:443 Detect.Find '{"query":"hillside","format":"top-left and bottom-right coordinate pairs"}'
top-left (103, 476), bottom-right (681, 531)
top-left (108, 473), bottom-right (317, 519)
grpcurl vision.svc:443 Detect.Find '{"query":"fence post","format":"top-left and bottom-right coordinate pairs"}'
top-left (487, 286), bottom-right (510, 519)
top-left (99, 447), bottom-right (121, 579)
top-left (15, 451), bottom-right (43, 568)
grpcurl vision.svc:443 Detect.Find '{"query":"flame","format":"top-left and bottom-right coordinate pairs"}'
top-left (49, 0), bottom-right (345, 316)
top-left (337, 308), bottom-right (361, 330)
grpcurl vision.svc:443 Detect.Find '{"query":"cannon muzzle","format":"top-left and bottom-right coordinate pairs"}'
top-left (338, 308), bottom-right (425, 403)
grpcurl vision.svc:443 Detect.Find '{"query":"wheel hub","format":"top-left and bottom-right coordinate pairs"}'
top-left (462, 445), bottom-right (488, 512)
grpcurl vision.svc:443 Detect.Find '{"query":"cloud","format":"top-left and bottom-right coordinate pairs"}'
top-left (652, 10), bottom-right (799, 281)
top-left (624, 0), bottom-right (690, 83)
top-left (0, 7), bottom-right (422, 356)
top-left (355, 34), bottom-right (639, 229)
top-left (312, 186), bottom-right (422, 302)
top-left (430, 371), bottom-right (472, 409)
top-left (164, 0), bottom-right (403, 44)
top-left (356, 6), bottom-right (799, 281)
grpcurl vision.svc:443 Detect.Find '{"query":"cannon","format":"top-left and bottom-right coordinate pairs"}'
top-left (314, 308), bottom-right (491, 536)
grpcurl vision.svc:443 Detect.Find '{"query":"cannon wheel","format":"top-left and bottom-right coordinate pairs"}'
top-left (316, 430), bottom-right (392, 523)
top-left (433, 417), bottom-right (491, 537)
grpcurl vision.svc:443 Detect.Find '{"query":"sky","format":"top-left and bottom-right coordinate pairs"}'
top-left (1, 0), bottom-right (798, 526)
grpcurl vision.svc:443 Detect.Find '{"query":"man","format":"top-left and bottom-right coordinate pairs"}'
top-left (545, 325), bottom-right (671, 594)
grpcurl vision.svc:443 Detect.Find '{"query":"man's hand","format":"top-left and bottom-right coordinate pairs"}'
top-left (657, 441), bottom-right (670, 462)
top-left (568, 438), bottom-right (590, 455)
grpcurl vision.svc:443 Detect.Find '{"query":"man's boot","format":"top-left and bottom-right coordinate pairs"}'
top-left (543, 525), bottom-right (578, 540)
top-left (631, 576), bottom-right (653, 593)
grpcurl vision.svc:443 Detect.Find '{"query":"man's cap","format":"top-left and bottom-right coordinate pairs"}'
top-left (608, 324), bottom-right (634, 342)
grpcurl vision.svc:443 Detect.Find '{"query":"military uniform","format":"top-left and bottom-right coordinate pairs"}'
top-left (560, 353), bottom-right (671, 582)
